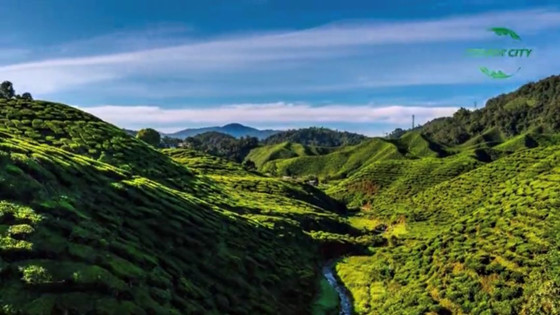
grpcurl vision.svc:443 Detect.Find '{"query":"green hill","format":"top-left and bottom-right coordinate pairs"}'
top-left (422, 74), bottom-right (560, 147)
top-left (2, 74), bottom-right (560, 314)
top-left (0, 98), bottom-right (201, 193)
top-left (182, 131), bottom-right (259, 162)
top-left (327, 151), bottom-right (482, 209)
top-left (245, 141), bottom-right (334, 168)
top-left (258, 131), bottom-right (443, 180)
top-left (263, 127), bottom-right (367, 147)
top-left (335, 144), bottom-right (560, 314)
top-left (0, 98), bottom-right (355, 313)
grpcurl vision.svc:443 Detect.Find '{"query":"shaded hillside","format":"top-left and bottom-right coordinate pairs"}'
top-left (0, 130), bottom-right (316, 314)
top-left (167, 123), bottom-right (279, 140)
top-left (163, 148), bottom-right (368, 240)
top-left (0, 98), bottom-right (353, 313)
top-left (182, 131), bottom-right (259, 162)
top-left (263, 127), bottom-right (367, 147)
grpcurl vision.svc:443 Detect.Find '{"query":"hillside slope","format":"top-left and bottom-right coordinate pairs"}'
top-left (422, 74), bottom-right (560, 147)
top-left (263, 127), bottom-right (367, 147)
top-left (336, 144), bottom-right (560, 314)
top-left (245, 141), bottom-right (335, 168)
top-left (0, 99), bottom-right (347, 313)
top-left (327, 150), bottom-right (482, 209)
top-left (259, 131), bottom-right (443, 180)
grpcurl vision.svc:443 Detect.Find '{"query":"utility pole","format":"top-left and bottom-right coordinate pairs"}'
top-left (474, 101), bottom-right (477, 110)
top-left (412, 115), bottom-right (415, 129)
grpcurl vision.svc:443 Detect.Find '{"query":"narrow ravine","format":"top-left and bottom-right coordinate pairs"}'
top-left (322, 261), bottom-right (353, 315)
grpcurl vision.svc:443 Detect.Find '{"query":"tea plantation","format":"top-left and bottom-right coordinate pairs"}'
top-left (2, 74), bottom-right (560, 314)
top-left (0, 99), bottom-right (355, 313)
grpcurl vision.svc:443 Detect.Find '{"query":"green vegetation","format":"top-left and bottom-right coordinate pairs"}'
top-left (336, 145), bottom-right (560, 314)
top-left (0, 97), bottom-right (357, 313)
top-left (257, 131), bottom-right (445, 180)
top-left (311, 278), bottom-right (340, 314)
top-left (3, 75), bottom-right (560, 314)
top-left (422, 74), bottom-right (560, 147)
top-left (263, 126), bottom-right (367, 146)
top-left (182, 132), bottom-right (259, 162)
top-left (136, 128), bottom-right (161, 147)
top-left (245, 141), bottom-right (335, 168)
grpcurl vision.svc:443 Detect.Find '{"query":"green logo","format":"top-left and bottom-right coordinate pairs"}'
top-left (467, 27), bottom-right (532, 79)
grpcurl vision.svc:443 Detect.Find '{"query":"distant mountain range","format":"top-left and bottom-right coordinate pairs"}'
top-left (165, 123), bottom-right (280, 140)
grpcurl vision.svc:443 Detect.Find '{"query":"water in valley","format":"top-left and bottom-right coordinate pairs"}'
top-left (322, 262), bottom-right (353, 315)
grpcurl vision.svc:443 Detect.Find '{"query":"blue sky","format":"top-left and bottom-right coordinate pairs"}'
top-left (1, 0), bottom-right (560, 135)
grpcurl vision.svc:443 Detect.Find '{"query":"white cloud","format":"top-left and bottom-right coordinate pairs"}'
top-left (78, 103), bottom-right (459, 131)
top-left (0, 8), bottom-right (559, 96)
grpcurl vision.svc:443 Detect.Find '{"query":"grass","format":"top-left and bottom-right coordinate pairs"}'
top-left (311, 278), bottom-right (340, 315)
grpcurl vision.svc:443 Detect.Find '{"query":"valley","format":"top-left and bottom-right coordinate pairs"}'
top-left (1, 74), bottom-right (560, 314)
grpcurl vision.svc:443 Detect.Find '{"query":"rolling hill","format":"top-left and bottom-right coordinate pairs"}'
top-left (263, 127), bottom-right (367, 146)
top-left (245, 141), bottom-right (336, 169)
top-left (1, 74), bottom-right (560, 314)
top-left (336, 143), bottom-right (560, 314)
top-left (254, 130), bottom-right (445, 180)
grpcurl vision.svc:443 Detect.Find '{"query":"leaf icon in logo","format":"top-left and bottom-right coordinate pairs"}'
top-left (479, 66), bottom-right (521, 79)
top-left (488, 27), bottom-right (521, 40)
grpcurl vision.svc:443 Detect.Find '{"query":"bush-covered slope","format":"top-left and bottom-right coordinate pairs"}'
top-left (259, 131), bottom-right (443, 180)
top-left (0, 99), bottom-right (356, 313)
top-left (422, 74), bottom-right (560, 146)
top-left (336, 144), bottom-right (560, 314)
top-left (0, 131), bottom-right (318, 314)
top-left (0, 98), bottom-right (203, 193)
top-left (327, 151), bottom-right (483, 209)
top-left (263, 127), bottom-right (367, 147)
top-left (163, 148), bottom-right (366, 241)
top-left (182, 131), bottom-right (259, 162)
top-left (245, 141), bottom-right (334, 168)
top-left (260, 138), bottom-right (403, 180)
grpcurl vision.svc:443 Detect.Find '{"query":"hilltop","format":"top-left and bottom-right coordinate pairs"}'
top-left (422, 74), bottom-right (560, 147)
top-left (263, 127), bottom-right (367, 147)
top-left (166, 123), bottom-right (279, 140)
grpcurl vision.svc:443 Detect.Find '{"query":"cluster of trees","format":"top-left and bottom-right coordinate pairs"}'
top-left (422, 74), bottom-right (560, 145)
top-left (134, 126), bottom-right (373, 163)
top-left (0, 81), bottom-right (33, 100)
top-left (386, 128), bottom-right (406, 139)
top-left (183, 132), bottom-right (259, 162)
top-left (263, 127), bottom-right (367, 147)
top-left (136, 128), bottom-right (260, 162)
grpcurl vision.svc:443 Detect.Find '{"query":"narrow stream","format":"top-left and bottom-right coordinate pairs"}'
top-left (322, 261), bottom-right (353, 315)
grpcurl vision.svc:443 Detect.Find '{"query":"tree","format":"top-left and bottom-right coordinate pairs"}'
top-left (387, 128), bottom-right (406, 139)
top-left (136, 128), bottom-right (161, 147)
top-left (161, 136), bottom-right (182, 148)
top-left (0, 81), bottom-right (15, 99)
top-left (21, 92), bottom-right (33, 101)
